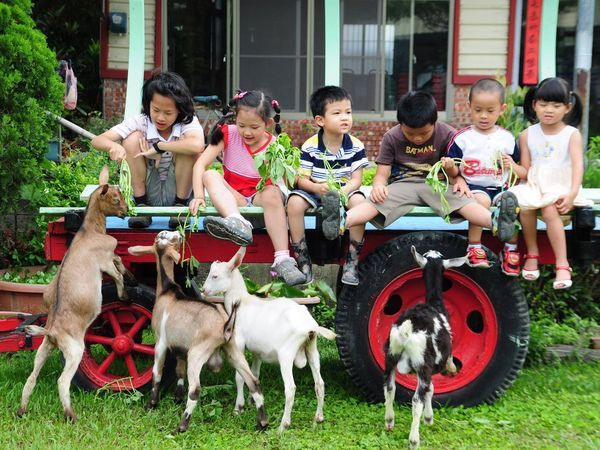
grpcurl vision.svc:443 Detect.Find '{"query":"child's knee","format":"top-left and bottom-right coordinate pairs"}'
top-left (123, 131), bottom-right (143, 156)
top-left (287, 195), bottom-right (309, 216)
top-left (203, 169), bottom-right (223, 185)
top-left (473, 193), bottom-right (491, 208)
top-left (541, 204), bottom-right (560, 221)
top-left (259, 185), bottom-right (282, 206)
top-left (348, 194), bottom-right (365, 208)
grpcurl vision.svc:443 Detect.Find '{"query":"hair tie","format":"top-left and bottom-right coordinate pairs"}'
top-left (271, 99), bottom-right (280, 109)
top-left (233, 91), bottom-right (248, 100)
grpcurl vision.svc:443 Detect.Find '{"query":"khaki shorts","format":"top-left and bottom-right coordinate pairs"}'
top-left (369, 178), bottom-right (474, 229)
top-left (146, 157), bottom-right (178, 207)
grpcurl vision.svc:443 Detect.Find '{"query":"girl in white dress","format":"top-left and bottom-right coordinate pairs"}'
top-left (511, 77), bottom-right (591, 289)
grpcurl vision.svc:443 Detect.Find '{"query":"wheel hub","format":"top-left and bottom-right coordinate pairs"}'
top-left (112, 334), bottom-right (134, 355)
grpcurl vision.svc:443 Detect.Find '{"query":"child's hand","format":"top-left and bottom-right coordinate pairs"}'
top-left (370, 184), bottom-right (388, 203)
top-left (316, 183), bottom-right (330, 196)
top-left (189, 197), bottom-right (205, 215)
top-left (108, 143), bottom-right (126, 161)
top-left (135, 139), bottom-right (162, 161)
top-left (441, 157), bottom-right (455, 171)
top-left (452, 177), bottom-right (473, 198)
top-left (555, 192), bottom-right (575, 215)
top-left (501, 154), bottom-right (514, 169)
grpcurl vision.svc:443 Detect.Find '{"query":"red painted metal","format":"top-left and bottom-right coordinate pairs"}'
top-left (368, 268), bottom-right (498, 393)
top-left (78, 303), bottom-right (155, 391)
top-left (0, 316), bottom-right (46, 353)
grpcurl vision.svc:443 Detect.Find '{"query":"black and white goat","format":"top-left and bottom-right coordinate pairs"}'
top-left (383, 246), bottom-right (466, 449)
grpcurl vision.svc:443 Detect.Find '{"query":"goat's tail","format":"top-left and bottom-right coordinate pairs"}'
top-left (389, 320), bottom-right (413, 353)
top-left (24, 325), bottom-right (49, 336)
top-left (316, 327), bottom-right (337, 341)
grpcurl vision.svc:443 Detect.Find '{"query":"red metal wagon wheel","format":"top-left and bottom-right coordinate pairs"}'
top-left (368, 268), bottom-right (498, 393)
top-left (77, 301), bottom-right (155, 392)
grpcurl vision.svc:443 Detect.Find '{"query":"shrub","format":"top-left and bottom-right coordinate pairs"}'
top-left (583, 135), bottom-right (600, 188)
top-left (0, 0), bottom-right (63, 217)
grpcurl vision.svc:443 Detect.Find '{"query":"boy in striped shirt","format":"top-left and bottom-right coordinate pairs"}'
top-left (287, 86), bottom-right (370, 285)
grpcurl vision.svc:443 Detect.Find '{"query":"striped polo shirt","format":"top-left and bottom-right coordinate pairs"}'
top-left (299, 129), bottom-right (369, 185)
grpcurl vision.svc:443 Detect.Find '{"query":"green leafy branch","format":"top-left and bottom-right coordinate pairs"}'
top-left (425, 158), bottom-right (466, 223)
top-left (254, 133), bottom-right (301, 191)
top-left (119, 160), bottom-right (136, 216)
top-left (321, 154), bottom-right (349, 206)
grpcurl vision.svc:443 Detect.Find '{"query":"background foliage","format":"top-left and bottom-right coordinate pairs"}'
top-left (0, 0), bottom-right (63, 217)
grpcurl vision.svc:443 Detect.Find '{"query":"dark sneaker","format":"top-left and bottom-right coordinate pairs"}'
top-left (466, 247), bottom-right (490, 268)
top-left (341, 239), bottom-right (364, 285)
top-left (203, 216), bottom-right (253, 246)
top-left (321, 191), bottom-right (341, 240)
top-left (168, 203), bottom-right (187, 229)
top-left (500, 248), bottom-right (521, 277)
top-left (291, 237), bottom-right (313, 284)
top-left (271, 257), bottom-right (306, 286)
top-left (492, 192), bottom-right (520, 242)
top-left (128, 204), bottom-right (152, 228)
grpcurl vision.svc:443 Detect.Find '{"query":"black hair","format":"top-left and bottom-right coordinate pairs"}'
top-left (396, 91), bottom-right (438, 128)
top-left (309, 85), bottom-right (352, 117)
top-left (523, 77), bottom-right (582, 127)
top-left (469, 78), bottom-right (506, 103)
top-left (208, 90), bottom-right (281, 145)
top-left (141, 71), bottom-right (195, 125)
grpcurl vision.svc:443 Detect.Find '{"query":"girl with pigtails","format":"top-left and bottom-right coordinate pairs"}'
top-left (190, 90), bottom-right (305, 285)
top-left (510, 77), bottom-right (593, 289)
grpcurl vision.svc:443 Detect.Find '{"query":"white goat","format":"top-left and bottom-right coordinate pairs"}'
top-left (128, 231), bottom-right (268, 433)
top-left (203, 246), bottom-right (337, 431)
top-left (18, 166), bottom-right (132, 422)
top-left (383, 246), bottom-right (465, 449)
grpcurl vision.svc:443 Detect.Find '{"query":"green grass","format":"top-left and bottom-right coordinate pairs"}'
top-left (1, 341), bottom-right (599, 449)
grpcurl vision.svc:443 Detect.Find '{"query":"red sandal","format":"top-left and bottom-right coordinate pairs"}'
top-left (553, 266), bottom-right (572, 290)
top-left (521, 254), bottom-right (540, 281)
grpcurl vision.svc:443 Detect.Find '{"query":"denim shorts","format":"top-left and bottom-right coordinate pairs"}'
top-left (467, 183), bottom-right (503, 204)
top-left (288, 189), bottom-right (365, 210)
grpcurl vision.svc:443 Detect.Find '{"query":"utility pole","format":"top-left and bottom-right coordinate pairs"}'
top-left (573, 0), bottom-right (595, 147)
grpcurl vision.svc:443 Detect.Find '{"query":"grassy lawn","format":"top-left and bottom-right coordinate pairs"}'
top-left (0, 340), bottom-right (598, 449)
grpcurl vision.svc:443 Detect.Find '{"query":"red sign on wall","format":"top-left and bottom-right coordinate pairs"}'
top-left (522, 0), bottom-right (542, 85)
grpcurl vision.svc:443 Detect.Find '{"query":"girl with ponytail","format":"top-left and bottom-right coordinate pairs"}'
top-left (190, 90), bottom-right (305, 286)
top-left (511, 77), bottom-right (592, 289)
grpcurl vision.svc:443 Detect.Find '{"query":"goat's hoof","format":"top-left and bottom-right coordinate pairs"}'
top-left (409, 438), bottom-right (420, 449)
top-left (424, 415), bottom-right (433, 425)
top-left (385, 422), bottom-right (394, 432)
top-left (16, 407), bottom-right (26, 418)
top-left (278, 421), bottom-right (290, 432)
top-left (233, 405), bottom-right (244, 415)
top-left (256, 420), bottom-right (269, 431)
top-left (314, 413), bottom-right (324, 424)
top-left (146, 401), bottom-right (158, 410)
top-left (64, 409), bottom-right (77, 423)
top-left (176, 425), bottom-right (187, 434)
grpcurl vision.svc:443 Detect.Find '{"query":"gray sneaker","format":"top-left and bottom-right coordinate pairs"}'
top-left (492, 192), bottom-right (520, 243)
top-left (322, 191), bottom-right (341, 240)
top-left (203, 216), bottom-right (253, 246)
top-left (271, 257), bottom-right (306, 286)
top-left (291, 237), bottom-right (313, 284)
top-left (341, 238), bottom-right (364, 286)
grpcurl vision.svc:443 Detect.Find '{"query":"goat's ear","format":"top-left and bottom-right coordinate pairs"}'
top-left (98, 165), bottom-right (109, 185)
top-left (128, 245), bottom-right (154, 256)
top-left (443, 256), bottom-right (468, 269)
top-left (227, 247), bottom-right (246, 271)
top-left (165, 247), bottom-right (181, 263)
top-left (411, 245), bottom-right (427, 268)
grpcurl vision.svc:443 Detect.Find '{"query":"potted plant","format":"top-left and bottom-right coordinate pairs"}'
top-left (0, 266), bottom-right (57, 314)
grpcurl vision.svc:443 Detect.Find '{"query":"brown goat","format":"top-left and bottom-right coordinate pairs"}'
top-left (127, 230), bottom-right (268, 433)
top-left (18, 166), bottom-right (132, 422)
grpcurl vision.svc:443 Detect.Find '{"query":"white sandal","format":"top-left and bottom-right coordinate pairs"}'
top-left (521, 254), bottom-right (540, 281)
top-left (552, 266), bottom-right (572, 290)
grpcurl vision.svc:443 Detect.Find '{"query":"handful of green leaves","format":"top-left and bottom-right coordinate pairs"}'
top-left (254, 133), bottom-right (301, 191)
top-left (491, 150), bottom-right (518, 190)
top-left (119, 160), bottom-right (136, 215)
top-left (425, 158), bottom-right (465, 223)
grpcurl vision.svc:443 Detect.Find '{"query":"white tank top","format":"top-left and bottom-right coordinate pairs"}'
top-left (527, 123), bottom-right (575, 169)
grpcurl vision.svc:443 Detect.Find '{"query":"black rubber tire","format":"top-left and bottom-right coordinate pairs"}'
top-left (70, 282), bottom-right (174, 392)
top-left (336, 231), bottom-right (530, 407)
